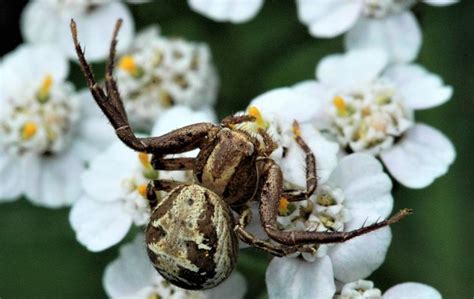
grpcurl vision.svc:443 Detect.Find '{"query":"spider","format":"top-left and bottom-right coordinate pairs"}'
top-left (70, 19), bottom-right (411, 290)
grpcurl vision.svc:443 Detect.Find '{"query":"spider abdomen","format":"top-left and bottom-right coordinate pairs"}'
top-left (145, 184), bottom-right (238, 290)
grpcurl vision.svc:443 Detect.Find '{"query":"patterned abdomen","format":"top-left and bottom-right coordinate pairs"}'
top-left (145, 184), bottom-right (238, 290)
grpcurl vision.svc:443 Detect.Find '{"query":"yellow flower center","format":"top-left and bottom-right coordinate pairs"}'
top-left (278, 197), bottom-right (289, 215)
top-left (138, 152), bottom-right (152, 170)
top-left (247, 106), bottom-right (268, 129)
top-left (37, 74), bottom-right (53, 103)
top-left (137, 184), bottom-right (148, 198)
top-left (119, 55), bottom-right (142, 77)
top-left (21, 121), bottom-right (38, 140)
top-left (333, 95), bottom-right (348, 116)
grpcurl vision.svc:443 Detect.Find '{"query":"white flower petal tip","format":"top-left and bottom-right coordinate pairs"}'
top-left (70, 197), bottom-right (132, 252)
top-left (329, 153), bottom-right (394, 221)
top-left (316, 49), bottom-right (388, 89)
top-left (151, 105), bottom-right (217, 136)
top-left (297, 0), bottom-right (363, 38)
top-left (345, 12), bottom-right (422, 63)
top-left (385, 64), bottom-right (453, 110)
top-left (329, 227), bottom-right (392, 282)
top-left (266, 256), bottom-right (335, 299)
top-left (188, 0), bottom-right (264, 23)
top-left (383, 282), bottom-right (442, 299)
top-left (21, 1), bottom-right (134, 62)
top-left (423, 0), bottom-right (459, 6)
top-left (381, 124), bottom-right (456, 189)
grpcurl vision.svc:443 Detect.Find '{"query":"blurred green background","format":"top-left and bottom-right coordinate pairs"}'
top-left (0, 1), bottom-right (473, 298)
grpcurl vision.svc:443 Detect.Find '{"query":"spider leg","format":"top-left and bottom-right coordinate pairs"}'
top-left (151, 156), bottom-right (195, 171)
top-left (146, 179), bottom-right (184, 210)
top-left (233, 205), bottom-right (317, 257)
top-left (257, 158), bottom-right (412, 245)
top-left (70, 19), bottom-right (218, 154)
top-left (280, 120), bottom-right (317, 202)
top-left (221, 115), bottom-right (256, 127)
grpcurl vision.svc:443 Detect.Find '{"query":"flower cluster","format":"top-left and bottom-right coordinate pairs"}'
top-left (1, 1), bottom-right (459, 298)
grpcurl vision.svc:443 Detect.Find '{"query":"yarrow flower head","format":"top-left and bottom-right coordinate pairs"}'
top-left (21, 0), bottom-right (135, 62)
top-left (115, 26), bottom-right (218, 131)
top-left (295, 49), bottom-right (455, 188)
top-left (306, 278), bottom-right (442, 299)
top-left (69, 106), bottom-right (217, 251)
top-left (241, 89), bottom-right (394, 296)
top-left (297, 0), bottom-right (458, 62)
top-left (104, 234), bottom-right (247, 299)
top-left (188, 0), bottom-right (264, 23)
top-left (0, 44), bottom-right (113, 207)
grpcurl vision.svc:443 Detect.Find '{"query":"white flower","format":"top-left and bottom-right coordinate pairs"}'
top-left (188, 0), bottom-right (264, 23)
top-left (20, 0), bottom-right (135, 62)
top-left (104, 234), bottom-right (247, 299)
top-left (296, 0), bottom-right (458, 63)
top-left (296, 49), bottom-right (455, 188)
top-left (69, 106), bottom-right (217, 251)
top-left (333, 279), bottom-right (442, 299)
top-left (266, 153), bottom-right (394, 299)
top-left (0, 44), bottom-right (113, 207)
top-left (115, 26), bottom-right (218, 131)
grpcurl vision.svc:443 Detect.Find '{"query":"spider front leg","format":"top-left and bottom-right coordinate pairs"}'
top-left (257, 158), bottom-right (412, 246)
top-left (233, 205), bottom-right (317, 257)
top-left (70, 19), bottom-right (219, 154)
top-left (280, 120), bottom-right (317, 202)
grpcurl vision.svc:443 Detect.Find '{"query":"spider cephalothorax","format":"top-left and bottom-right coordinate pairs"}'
top-left (71, 19), bottom-right (411, 290)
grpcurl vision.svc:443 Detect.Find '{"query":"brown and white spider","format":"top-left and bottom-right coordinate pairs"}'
top-left (70, 19), bottom-right (411, 290)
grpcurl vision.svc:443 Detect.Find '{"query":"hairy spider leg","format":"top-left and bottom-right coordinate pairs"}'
top-left (257, 158), bottom-right (412, 245)
top-left (233, 205), bottom-right (317, 257)
top-left (71, 19), bottom-right (219, 154)
top-left (280, 120), bottom-right (318, 202)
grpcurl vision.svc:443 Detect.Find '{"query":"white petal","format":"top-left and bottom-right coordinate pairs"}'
top-left (69, 196), bottom-right (132, 252)
top-left (151, 105), bottom-right (217, 136)
top-left (381, 124), bottom-right (456, 189)
top-left (27, 151), bottom-right (83, 208)
top-left (203, 271), bottom-right (247, 299)
top-left (423, 0), bottom-right (459, 6)
top-left (71, 89), bottom-right (116, 161)
top-left (316, 49), bottom-right (388, 90)
top-left (250, 87), bottom-right (321, 125)
top-left (188, 0), bottom-right (263, 23)
top-left (297, 0), bottom-right (363, 38)
top-left (384, 64), bottom-right (453, 110)
top-left (239, 202), bottom-right (266, 249)
top-left (81, 141), bottom-right (139, 202)
top-left (21, 1), bottom-right (134, 62)
top-left (279, 124), bottom-right (339, 187)
top-left (328, 153), bottom-right (393, 221)
top-left (329, 227), bottom-right (391, 282)
top-left (0, 44), bottom-right (69, 98)
top-left (383, 282), bottom-right (442, 299)
top-left (345, 12), bottom-right (422, 64)
top-left (266, 256), bottom-right (336, 299)
top-left (0, 153), bottom-right (23, 201)
top-left (291, 81), bottom-right (333, 129)
top-left (103, 234), bottom-right (157, 298)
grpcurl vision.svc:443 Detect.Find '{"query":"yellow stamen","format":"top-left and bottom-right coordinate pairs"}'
top-left (138, 152), bottom-right (152, 170)
top-left (137, 184), bottom-right (148, 198)
top-left (21, 121), bottom-right (38, 140)
top-left (37, 74), bottom-right (53, 102)
top-left (333, 95), bottom-right (347, 116)
top-left (119, 55), bottom-right (141, 77)
top-left (247, 106), bottom-right (267, 129)
top-left (279, 197), bottom-right (289, 215)
top-left (292, 121), bottom-right (301, 138)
